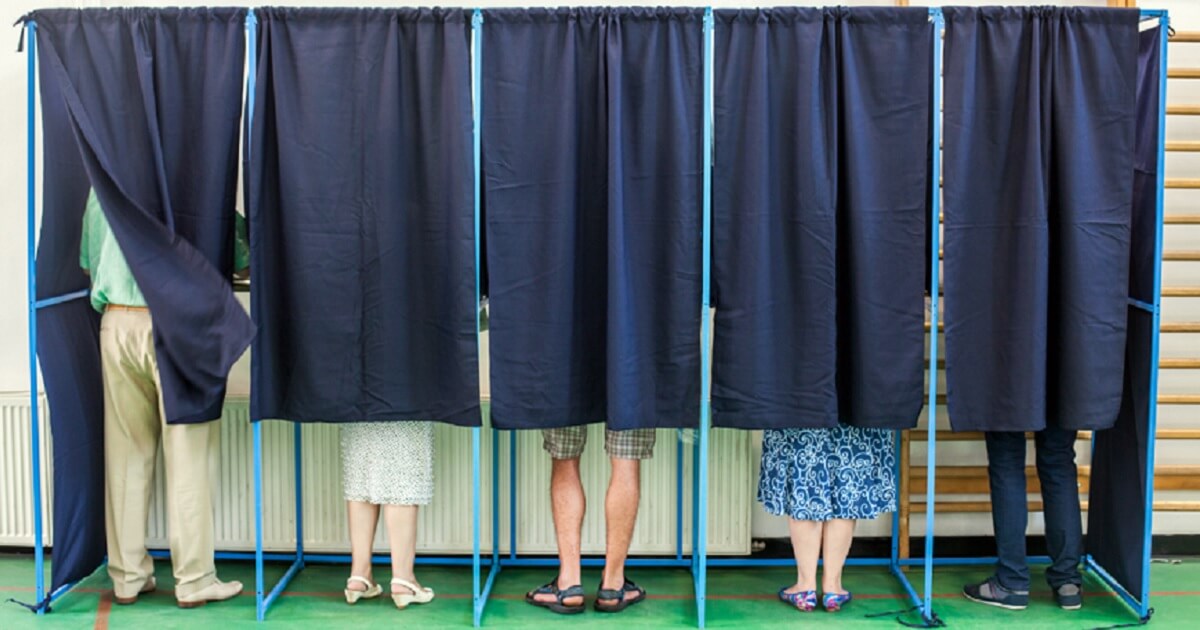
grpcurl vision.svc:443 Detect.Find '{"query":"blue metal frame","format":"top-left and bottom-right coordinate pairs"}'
top-left (920, 9), bottom-right (1169, 627)
top-left (21, 7), bottom-right (1168, 627)
top-left (26, 18), bottom-right (44, 614)
top-left (692, 11), bottom-right (943, 627)
top-left (469, 9), bottom-right (713, 627)
top-left (692, 8), bottom-right (714, 628)
top-left (469, 10), bottom-right (497, 628)
top-left (921, 9), bottom-right (945, 623)
top-left (248, 8), bottom-right (494, 622)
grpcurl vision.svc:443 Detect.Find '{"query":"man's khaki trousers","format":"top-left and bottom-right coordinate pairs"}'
top-left (101, 308), bottom-right (219, 599)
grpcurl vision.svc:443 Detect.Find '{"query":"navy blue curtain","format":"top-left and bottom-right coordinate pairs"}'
top-left (1087, 23), bottom-right (1163, 605)
top-left (711, 8), bottom-right (930, 430)
top-left (26, 7), bottom-right (249, 596)
top-left (248, 8), bottom-right (479, 426)
top-left (32, 8), bottom-right (253, 426)
top-left (942, 7), bottom-right (1139, 432)
top-left (30, 23), bottom-right (104, 597)
top-left (483, 8), bottom-right (703, 431)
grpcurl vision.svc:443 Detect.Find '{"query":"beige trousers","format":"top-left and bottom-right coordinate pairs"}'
top-left (101, 308), bottom-right (218, 599)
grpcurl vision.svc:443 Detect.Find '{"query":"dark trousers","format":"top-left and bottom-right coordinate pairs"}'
top-left (984, 428), bottom-right (1084, 591)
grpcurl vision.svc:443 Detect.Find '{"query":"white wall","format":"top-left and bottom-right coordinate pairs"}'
top-left (4, 0), bottom-right (1198, 550)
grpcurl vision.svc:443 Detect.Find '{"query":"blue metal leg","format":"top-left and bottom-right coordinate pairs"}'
top-left (293, 423), bottom-right (304, 568)
top-left (691, 435), bottom-right (700, 576)
top-left (472, 425), bottom-right (482, 627)
top-left (891, 564), bottom-right (925, 611)
top-left (693, 9), bottom-right (714, 628)
top-left (676, 433), bottom-right (684, 562)
top-left (1087, 556), bottom-right (1147, 618)
top-left (253, 421), bottom-right (265, 621)
top-left (493, 428), bottom-right (501, 566)
top-left (509, 429), bottom-right (516, 560)
top-left (261, 557), bottom-right (302, 617)
top-left (25, 18), bottom-right (46, 616)
top-left (471, 8), bottom-right (486, 626)
top-left (244, 11), bottom-right (269, 622)
top-left (892, 431), bottom-right (903, 569)
top-left (922, 8), bottom-right (945, 626)
top-left (474, 426), bottom-right (503, 627)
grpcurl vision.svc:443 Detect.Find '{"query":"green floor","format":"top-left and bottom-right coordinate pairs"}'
top-left (2, 555), bottom-right (1198, 629)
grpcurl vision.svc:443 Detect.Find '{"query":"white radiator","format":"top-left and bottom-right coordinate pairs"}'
top-left (0, 393), bottom-right (51, 546)
top-left (0, 395), bottom-right (751, 555)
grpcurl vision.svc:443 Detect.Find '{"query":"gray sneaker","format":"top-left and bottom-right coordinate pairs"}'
top-left (1053, 584), bottom-right (1082, 611)
top-left (963, 577), bottom-right (1029, 610)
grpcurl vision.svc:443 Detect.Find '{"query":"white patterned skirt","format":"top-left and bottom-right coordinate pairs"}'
top-left (340, 421), bottom-right (434, 506)
top-left (757, 424), bottom-right (896, 521)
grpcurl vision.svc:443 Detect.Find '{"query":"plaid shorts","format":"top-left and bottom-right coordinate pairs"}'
top-left (541, 426), bottom-right (656, 460)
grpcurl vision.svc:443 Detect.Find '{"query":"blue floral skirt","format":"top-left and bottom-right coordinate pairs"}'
top-left (757, 424), bottom-right (897, 521)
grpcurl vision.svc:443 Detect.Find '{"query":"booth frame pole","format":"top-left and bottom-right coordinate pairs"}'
top-left (1140, 10), bottom-right (1169, 618)
top-left (470, 9), bottom-right (500, 629)
top-left (920, 8), bottom-right (944, 624)
top-left (25, 17), bottom-right (46, 615)
top-left (702, 10), bottom-right (942, 628)
top-left (693, 8), bottom-right (714, 629)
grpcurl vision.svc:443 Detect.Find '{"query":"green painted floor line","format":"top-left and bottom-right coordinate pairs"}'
top-left (2, 556), bottom-right (1199, 629)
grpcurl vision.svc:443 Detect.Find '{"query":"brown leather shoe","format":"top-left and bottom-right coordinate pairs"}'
top-left (176, 579), bottom-right (243, 609)
top-left (114, 576), bottom-right (157, 605)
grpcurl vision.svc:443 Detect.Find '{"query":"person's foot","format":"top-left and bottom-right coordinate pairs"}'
top-left (779, 585), bottom-right (818, 612)
top-left (1053, 584), bottom-right (1083, 610)
top-left (526, 577), bottom-right (585, 614)
top-left (344, 575), bottom-right (382, 604)
top-left (176, 579), bottom-right (243, 609)
top-left (594, 576), bottom-right (646, 613)
top-left (963, 577), bottom-right (1028, 610)
top-left (114, 576), bottom-right (156, 605)
top-left (530, 576), bottom-right (585, 608)
top-left (822, 591), bottom-right (852, 612)
top-left (390, 577), bottom-right (434, 609)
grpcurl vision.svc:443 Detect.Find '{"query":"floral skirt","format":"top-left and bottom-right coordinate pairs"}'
top-left (757, 424), bottom-right (897, 521)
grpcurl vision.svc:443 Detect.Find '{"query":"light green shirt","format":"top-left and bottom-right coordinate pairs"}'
top-left (80, 189), bottom-right (250, 313)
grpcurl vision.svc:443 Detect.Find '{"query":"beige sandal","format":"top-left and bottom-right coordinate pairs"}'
top-left (344, 576), bottom-right (382, 604)
top-left (391, 577), bottom-right (435, 609)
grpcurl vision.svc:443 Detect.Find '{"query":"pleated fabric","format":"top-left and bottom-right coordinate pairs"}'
top-left (247, 8), bottom-right (480, 426)
top-left (942, 6), bottom-right (1140, 432)
top-left (712, 8), bottom-right (932, 429)
top-left (483, 8), bottom-right (703, 431)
